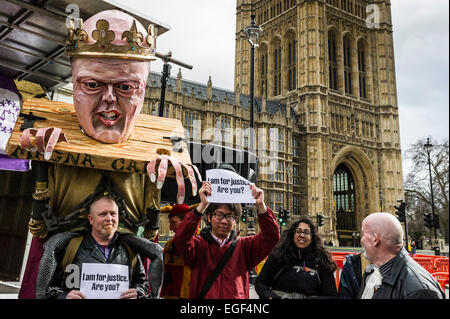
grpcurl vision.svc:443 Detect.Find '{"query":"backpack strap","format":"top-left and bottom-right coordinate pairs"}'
top-left (197, 237), bottom-right (239, 299)
top-left (62, 236), bottom-right (84, 272)
top-left (122, 242), bottom-right (137, 279)
top-left (360, 253), bottom-right (371, 277)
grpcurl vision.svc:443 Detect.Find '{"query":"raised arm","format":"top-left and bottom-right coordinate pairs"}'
top-left (172, 181), bottom-right (211, 267)
top-left (240, 184), bottom-right (280, 270)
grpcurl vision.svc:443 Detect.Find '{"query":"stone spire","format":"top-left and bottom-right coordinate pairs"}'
top-left (176, 68), bottom-right (182, 93)
top-left (207, 76), bottom-right (212, 100)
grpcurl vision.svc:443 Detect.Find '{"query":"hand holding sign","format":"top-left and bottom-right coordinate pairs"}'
top-left (120, 288), bottom-right (138, 299)
top-left (250, 183), bottom-right (268, 214)
top-left (66, 290), bottom-right (86, 299)
top-left (205, 169), bottom-right (256, 205)
top-left (79, 263), bottom-right (129, 299)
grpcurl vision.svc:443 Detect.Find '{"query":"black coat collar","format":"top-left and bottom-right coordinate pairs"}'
top-left (379, 248), bottom-right (407, 286)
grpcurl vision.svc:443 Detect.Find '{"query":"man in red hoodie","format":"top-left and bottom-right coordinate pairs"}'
top-left (173, 181), bottom-right (280, 299)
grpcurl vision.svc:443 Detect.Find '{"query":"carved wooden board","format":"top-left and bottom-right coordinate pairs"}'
top-left (6, 98), bottom-right (191, 174)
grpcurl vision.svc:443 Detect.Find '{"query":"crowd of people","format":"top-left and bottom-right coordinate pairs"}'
top-left (6, 8), bottom-right (444, 301)
top-left (38, 180), bottom-right (445, 300)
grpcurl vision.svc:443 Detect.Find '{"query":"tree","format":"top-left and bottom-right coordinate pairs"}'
top-left (404, 138), bottom-right (449, 243)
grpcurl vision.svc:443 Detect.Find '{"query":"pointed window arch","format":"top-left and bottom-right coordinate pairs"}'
top-left (287, 33), bottom-right (297, 91)
top-left (343, 35), bottom-right (352, 94)
top-left (273, 40), bottom-right (282, 96)
top-left (358, 39), bottom-right (367, 99)
top-left (259, 45), bottom-right (268, 97)
top-left (328, 30), bottom-right (338, 90)
top-left (334, 163), bottom-right (356, 231)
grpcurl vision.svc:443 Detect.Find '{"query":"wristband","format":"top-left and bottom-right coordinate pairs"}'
top-left (193, 207), bottom-right (203, 217)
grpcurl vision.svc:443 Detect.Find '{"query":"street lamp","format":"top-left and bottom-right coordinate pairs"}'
top-left (244, 15), bottom-right (262, 236)
top-left (244, 14), bottom-right (262, 156)
top-left (424, 138), bottom-right (438, 251)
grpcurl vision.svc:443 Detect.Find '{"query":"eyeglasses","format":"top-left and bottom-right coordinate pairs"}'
top-left (295, 228), bottom-right (311, 236)
top-left (213, 212), bottom-right (236, 222)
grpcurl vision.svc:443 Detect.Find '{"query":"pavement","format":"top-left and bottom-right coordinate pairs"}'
top-left (248, 284), bottom-right (449, 299)
top-left (1, 283), bottom-right (448, 299)
top-left (0, 281), bottom-right (20, 299)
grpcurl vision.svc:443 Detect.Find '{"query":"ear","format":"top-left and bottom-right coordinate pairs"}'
top-left (87, 213), bottom-right (93, 225)
top-left (373, 233), bottom-right (381, 247)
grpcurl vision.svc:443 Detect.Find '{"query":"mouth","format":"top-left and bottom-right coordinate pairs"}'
top-left (97, 110), bottom-right (121, 127)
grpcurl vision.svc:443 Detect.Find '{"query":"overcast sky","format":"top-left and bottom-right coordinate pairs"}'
top-left (117, 0), bottom-right (449, 173)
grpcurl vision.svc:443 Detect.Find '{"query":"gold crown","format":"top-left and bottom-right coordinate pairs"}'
top-left (65, 18), bottom-right (157, 61)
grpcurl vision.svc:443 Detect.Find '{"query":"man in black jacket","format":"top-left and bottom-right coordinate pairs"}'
top-left (360, 213), bottom-right (444, 299)
top-left (36, 195), bottom-right (160, 299)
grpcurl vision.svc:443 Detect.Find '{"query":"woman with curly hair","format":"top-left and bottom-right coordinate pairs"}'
top-left (255, 215), bottom-right (338, 299)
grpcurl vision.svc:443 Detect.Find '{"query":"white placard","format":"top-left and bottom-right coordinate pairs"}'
top-left (206, 169), bottom-right (256, 204)
top-left (79, 263), bottom-right (129, 299)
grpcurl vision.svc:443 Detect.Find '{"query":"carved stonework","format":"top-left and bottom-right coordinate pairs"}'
top-left (141, 0), bottom-right (405, 242)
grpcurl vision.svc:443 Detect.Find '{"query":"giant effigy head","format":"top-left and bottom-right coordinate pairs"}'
top-left (65, 10), bottom-right (157, 144)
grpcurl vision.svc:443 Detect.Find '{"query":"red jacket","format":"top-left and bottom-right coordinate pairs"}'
top-left (173, 208), bottom-right (280, 299)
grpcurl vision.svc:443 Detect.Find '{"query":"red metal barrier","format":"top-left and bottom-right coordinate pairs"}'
top-left (331, 252), bottom-right (449, 291)
top-left (411, 255), bottom-right (449, 273)
top-left (411, 256), bottom-right (436, 273)
top-left (331, 253), bottom-right (354, 290)
top-left (256, 251), bottom-right (448, 292)
top-left (333, 256), bottom-right (346, 290)
top-left (435, 258), bottom-right (449, 272)
top-left (431, 272), bottom-right (449, 291)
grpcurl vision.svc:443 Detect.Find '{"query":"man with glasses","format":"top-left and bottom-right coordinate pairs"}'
top-left (173, 181), bottom-right (280, 299)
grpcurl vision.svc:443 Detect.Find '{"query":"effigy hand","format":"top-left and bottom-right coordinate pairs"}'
top-left (19, 127), bottom-right (69, 160)
top-left (146, 155), bottom-right (202, 205)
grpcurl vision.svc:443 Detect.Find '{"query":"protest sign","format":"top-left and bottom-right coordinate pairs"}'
top-left (206, 169), bottom-right (256, 204)
top-left (79, 263), bottom-right (129, 299)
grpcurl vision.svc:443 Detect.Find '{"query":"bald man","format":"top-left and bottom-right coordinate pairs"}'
top-left (359, 213), bottom-right (444, 299)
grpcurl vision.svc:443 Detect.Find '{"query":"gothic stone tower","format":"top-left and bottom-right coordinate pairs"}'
top-left (235, 0), bottom-right (404, 245)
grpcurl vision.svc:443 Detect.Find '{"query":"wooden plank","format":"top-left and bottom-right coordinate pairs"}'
top-left (5, 99), bottom-right (191, 174)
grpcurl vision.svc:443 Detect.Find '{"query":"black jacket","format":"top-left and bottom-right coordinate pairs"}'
top-left (50, 232), bottom-right (148, 299)
top-left (255, 246), bottom-right (338, 299)
top-left (338, 253), bottom-right (363, 299)
top-left (368, 248), bottom-right (445, 299)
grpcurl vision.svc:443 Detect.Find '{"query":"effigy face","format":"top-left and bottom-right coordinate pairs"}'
top-left (67, 9), bottom-right (155, 144)
top-left (72, 57), bottom-right (149, 144)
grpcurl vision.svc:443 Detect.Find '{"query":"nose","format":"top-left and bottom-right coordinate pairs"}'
top-left (102, 84), bottom-right (117, 104)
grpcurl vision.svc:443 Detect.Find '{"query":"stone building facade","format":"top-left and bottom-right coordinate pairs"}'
top-left (143, 0), bottom-right (404, 246)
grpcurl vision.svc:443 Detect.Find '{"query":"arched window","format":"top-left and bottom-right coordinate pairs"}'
top-left (287, 35), bottom-right (297, 91)
top-left (259, 46), bottom-right (268, 97)
top-left (334, 163), bottom-right (356, 231)
top-left (343, 35), bottom-right (352, 95)
top-left (328, 31), bottom-right (338, 90)
top-left (184, 110), bottom-right (201, 141)
top-left (358, 40), bottom-right (367, 99)
top-left (273, 42), bottom-right (282, 96)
